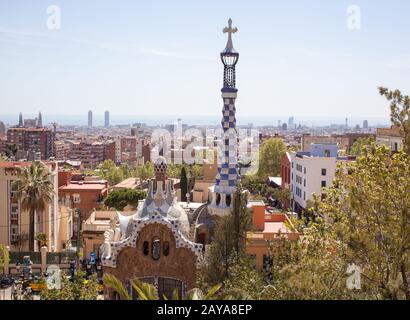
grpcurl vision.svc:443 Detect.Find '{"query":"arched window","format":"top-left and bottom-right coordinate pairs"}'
top-left (152, 238), bottom-right (161, 260)
top-left (143, 241), bottom-right (149, 255)
top-left (163, 241), bottom-right (170, 256)
top-left (216, 193), bottom-right (221, 206)
top-left (226, 194), bottom-right (232, 207)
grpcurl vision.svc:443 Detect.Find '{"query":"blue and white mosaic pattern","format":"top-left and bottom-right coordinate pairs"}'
top-left (215, 93), bottom-right (239, 194)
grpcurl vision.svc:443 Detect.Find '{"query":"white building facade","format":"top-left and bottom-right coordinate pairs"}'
top-left (290, 143), bottom-right (351, 214)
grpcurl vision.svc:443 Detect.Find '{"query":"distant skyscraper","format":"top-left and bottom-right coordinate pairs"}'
top-left (363, 120), bottom-right (369, 130)
top-left (282, 123), bottom-right (288, 131)
top-left (0, 121), bottom-right (5, 137)
top-left (88, 110), bottom-right (93, 127)
top-left (288, 116), bottom-right (294, 127)
top-left (19, 112), bottom-right (23, 127)
top-left (104, 110), bottom-right (110, 128)
top-left (345, 117), bottom-right (348, 128)
top-left (38, 112), bottom-right (42, 127)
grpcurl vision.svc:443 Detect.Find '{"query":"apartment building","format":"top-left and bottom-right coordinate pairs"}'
top-left (68, 140), bottom-right (111, 169)
top-left (7, 127), bottom-right (55, 160)
top-left (290, 143), bottom-right (355, 214)
top-left (246, 201), bottom-right (299, 271)
top-left (376, 125), bottom-right (404, 152)
top-left (0, 161), bottom-right (71, 252)
top-left (301, 133), bottom-right (375, 153)
top-left (55, 140), bottom-right (71, 160)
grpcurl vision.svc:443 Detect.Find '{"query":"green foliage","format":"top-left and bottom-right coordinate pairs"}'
top-left (103, 273), bottom-right (220, 300)
top-left (35, 233), bottom-right (47, 248)
top-left (5, 143), bottom-right (17, 159)
top-left (319, 144), bottom-right (410, 300)
top-left (103, 273), bottom-right (131, 300)
top-left (134, 162), bottom-right (154, 181)
top-left (221, 252), bottom-right (264, 300)
top-left (200, 183), bottom-right (252, 287)
top-left (14, 162), bottom-right (54, 251)
top-left (270, 188), bottom-right (291, 209)
top-left (257, 138), bottom-right (286, 178)
top-left (180, 166), bottom-right (188, 201)
top-left (98, 160), bottom-right (124, 186)
top-left (190, 164), bottom-right (203, 179)
top-left (0, 244), bottom-right (10, 272)
top-left (40, 270), bottom-right (100, 300)
top-left (379, 87), bottom-right (410, 154)
top-left (167, 164), bottom-right (182, 179)
top-left (104, 188), bottom-right (147, 210)
top-left (349, 137), bottom-right (375, 156)
top-left (242, 175), bottom-right (267, 196)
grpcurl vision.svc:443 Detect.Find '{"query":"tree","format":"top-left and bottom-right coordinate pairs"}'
top-left (103, 273), bottom-right (221, 300)
top-left (135, 162), bottom-right (154, 182)
top-left (241, 175), bottom-right (267, 196)
top-left (349, 137), bottom-right (375, 156)
top-left (180, 166), bottom-right (188, 202)
top-left (0, 244), bottom-right (9, 275)
top-left (263, 220), bottom-right (359, 300)
top-left (14, 162), bottom-right (54, 251)
top-left (220, 252), bottom-right (264, 300)
top-left (200, 183), bottom-right (252, 287)
top-left (5, 143), bottom-right (17, 160)
top-left (98, 160), bottom-right (124, 186)
top-left (40, 270), bottom-right (100, 300)
top-left (35, 233), bottom-right (47, 249)
top-left (231, 182), bottom-right (251, 252)
top-left (104, 188), bottom-right (147, 210)
top-left (379, 87), bottom-right (410, 154)
top-left (270, 188), bottom-right (291, 209)
top-left (257, 138), bottom-right (286, 178)
top-left (318, 144), bottom-right (410, 300)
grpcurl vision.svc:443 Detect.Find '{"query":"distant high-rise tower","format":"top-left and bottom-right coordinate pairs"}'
top-left (19, 112), bottom-right (23, 127)
top-left (104, 110), bottom-right (110, 128)
top-left (345, 117), bottom-right (348, 128)
top-left (363, 120), bottom-right (369, 130)
top-left (288, 116), bottom-right (294, 127)
top-left (88, 110), bottom-right (93, 127)
top-left (0, 121), bottom-right (5, 137)
top-left (38, 112), bottom-right (43, 127)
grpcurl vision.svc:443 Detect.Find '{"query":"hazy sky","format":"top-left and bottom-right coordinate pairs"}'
top-left (0, 0), bottom-right (409, 120)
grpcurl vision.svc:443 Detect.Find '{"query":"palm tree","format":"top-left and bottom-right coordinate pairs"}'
top-left (14, 162), bottom-right (54, 251)
top-left (103, 273), bottom-right (221, 300)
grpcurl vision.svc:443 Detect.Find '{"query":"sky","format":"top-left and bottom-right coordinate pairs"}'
top-left (0, 0), bottom-right (409, 123)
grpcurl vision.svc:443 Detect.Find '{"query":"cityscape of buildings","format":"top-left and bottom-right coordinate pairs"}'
top-left (0, 3), bottom-right (408, 305)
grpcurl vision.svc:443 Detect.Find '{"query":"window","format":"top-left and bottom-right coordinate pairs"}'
top-left (303, 192), bottom-right (306, 200)
top-left (143, 241), bottom-right (149, 255)
top-left (216, 193), bottom-right (221, 206)
top-left (321, 168), bottom-right (327, 176)
top-left (304, 167), bottom-right (306, 174)
top-left (226, 194), bottom-right (231, 207)
top-left (321, 181), bottom-right (327, 188)
top-left (152, 238), bottom-right (160, 260)
top-left (304, 179), bottom-right (306, 187)
top-left (163, 241), bottom-right (170, 256)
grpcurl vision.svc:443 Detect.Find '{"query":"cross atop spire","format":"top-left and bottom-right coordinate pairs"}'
top-left (222, 18), bottom-right (238, 53)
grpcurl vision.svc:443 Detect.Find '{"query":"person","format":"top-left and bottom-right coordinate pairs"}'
top-left (69, 259), bottom-right (76, 279)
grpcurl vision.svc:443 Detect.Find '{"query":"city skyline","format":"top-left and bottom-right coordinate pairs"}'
top-left (1, 1), bottom-right (409, 119)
